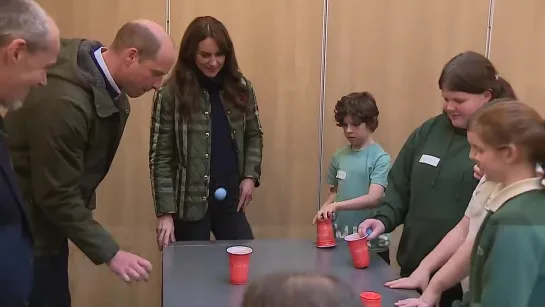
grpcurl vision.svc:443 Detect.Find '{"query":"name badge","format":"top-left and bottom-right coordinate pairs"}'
top-left (419, 154), bottom-right (440, 167)
top-left (336, 170), bottom-right (347, 180)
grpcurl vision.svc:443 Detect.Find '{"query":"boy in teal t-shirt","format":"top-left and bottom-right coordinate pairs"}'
top-left (314, 91), bottom-right (391, 264)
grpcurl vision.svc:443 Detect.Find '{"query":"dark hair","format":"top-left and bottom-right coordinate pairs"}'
top-left (334, 92), bottom-right (379, 132)
top-left (468, 100), bottom-right (545, 181)
top-left (111, 21), bottom-right (161, 60)
top-left (168, 16), bottom-right (247, 117)
top-left (241, 272), bottom-right (361, 307)
top-left (438, 51), bottom-right (517, 100)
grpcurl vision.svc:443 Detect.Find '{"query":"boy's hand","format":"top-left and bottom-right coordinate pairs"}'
top-left (313, 203), bottom-right (337, 224)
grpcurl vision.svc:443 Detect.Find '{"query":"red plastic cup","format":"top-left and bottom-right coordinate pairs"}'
top-left (345, 233), bottom-right (370, 269)
top-left (227, 246), bottom-right (252, 285)
top-left (316, 219), bottom-right (336, 247)
top-left (360, 291), bottom-right (381, 307)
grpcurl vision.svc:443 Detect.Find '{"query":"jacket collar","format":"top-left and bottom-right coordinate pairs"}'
top-left (486, 177), bottom-right (543, 212)
top-left (92, 87), bottom-right (130, 118)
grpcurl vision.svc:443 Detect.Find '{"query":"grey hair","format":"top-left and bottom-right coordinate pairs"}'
top-left (0, 0), bottom-right (50, 52)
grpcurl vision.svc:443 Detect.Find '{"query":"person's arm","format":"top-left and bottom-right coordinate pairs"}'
top-left (479, 224), bottom-right (544, 307)
top-left (27, 97), bottom-right (118, 265)
top-left (149, 88), bottom-right (176, 216)
top-left (334, 153), bottom-right (390, 210)
top-left (323, 153), bottom-right (340, 205)
top-left (313, 155), bottom-right (339, 222)
top-left (418, 216), bottom-right (469, 275)
top-left (373, 129), bottom-right (421, 233)
top-left (242, 78), bottom-right (264, 187)
top-left (149, 88), bottom-right (177, 216)
top-left (421, 224), bottom-right (474, 301)
top-left (323, 186), bottom-right (337, 205)
top-left (421, 177), bottom-right (493, 291)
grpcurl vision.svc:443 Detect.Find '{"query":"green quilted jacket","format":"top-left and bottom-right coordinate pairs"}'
top-left (149, 76), bottom-right (263, 221)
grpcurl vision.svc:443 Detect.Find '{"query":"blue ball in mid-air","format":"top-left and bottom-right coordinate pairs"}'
top-left (214, 187), bottom-right (227, 200)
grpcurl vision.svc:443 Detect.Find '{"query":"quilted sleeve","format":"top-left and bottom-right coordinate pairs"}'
top-left (149, 88), bottom-right (177, 215)
top-left (242, 78), bottom-right (264, 187)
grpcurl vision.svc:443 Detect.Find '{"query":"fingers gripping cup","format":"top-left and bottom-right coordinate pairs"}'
top-left (344, 233), bottom-right (370, 269)
top-left (227, 246), bottom-right (252, 285)
top-left (360, 291), bottom-right (381, 307)
top-left (316, 219), bottom-right (336, 247)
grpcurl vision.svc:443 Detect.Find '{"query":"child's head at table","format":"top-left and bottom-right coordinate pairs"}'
top-left (438, 51), bottom-right (516, 129)
top-left (467, 100), bottom-right (545, 184)
top-left (241, 272), bottom-right (361, 307)
top-left (334, 91), bottom-right (379, 149)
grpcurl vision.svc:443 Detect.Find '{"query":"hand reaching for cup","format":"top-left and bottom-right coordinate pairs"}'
top-left (358, 219), bottom-right (385, 240)
top-left (313, 203), bottom-right (337, 224)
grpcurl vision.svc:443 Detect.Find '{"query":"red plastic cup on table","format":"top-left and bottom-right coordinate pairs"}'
top-left (226, 246), bottom-right (253, 285)
top-left (360, 291), bottom-right (381, 307)
top-left (316, 219), bottom-right (336, 247)
top-left (344, 233), bottom-right (370, 269)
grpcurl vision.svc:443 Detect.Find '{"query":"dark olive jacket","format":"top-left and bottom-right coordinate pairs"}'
top-left (149, 79), bottom-right (263, 221)
top-left (3, 38), bottom-right (129, 265)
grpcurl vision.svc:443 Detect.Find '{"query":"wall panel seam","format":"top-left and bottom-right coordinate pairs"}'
top-left (317, 0), bottom-right (329, 209)
top-left (485, 0), bottom-right (496, 58)
top-left (165, 0), bottom-right (171, 35)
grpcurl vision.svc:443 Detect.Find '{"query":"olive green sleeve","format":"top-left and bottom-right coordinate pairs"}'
top-left (242, 78), bottom-right (264, 187)
top-left (373, 126), bottom-right (421, 232)
top-left (27, 97), bottom-right (118, 265)
top-left (149, 88), bottom-right (178, 216)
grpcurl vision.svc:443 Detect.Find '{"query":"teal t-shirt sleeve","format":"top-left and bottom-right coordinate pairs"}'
top-left (370, 153), bottom-right (390, 188)
top-left (326, 152), bottom-right (340, 186)
top-left (481, 224), bottom-right (544, 307)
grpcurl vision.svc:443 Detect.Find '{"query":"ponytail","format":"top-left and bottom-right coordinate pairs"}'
top-left (491, 76), bottom-right (517, 100)
top-left (438, 52), bottom-right (518, 100)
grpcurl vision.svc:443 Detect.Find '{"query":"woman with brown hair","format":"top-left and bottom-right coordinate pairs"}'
top-left (149, 16), bottom-right (263, 248)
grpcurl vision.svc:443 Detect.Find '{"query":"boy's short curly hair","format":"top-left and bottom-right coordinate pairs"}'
top-left (334, 92), bottom-right (379, 132)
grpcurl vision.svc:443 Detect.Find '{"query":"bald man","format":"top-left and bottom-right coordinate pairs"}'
top-left (3, 20), bottom-right (176, 307)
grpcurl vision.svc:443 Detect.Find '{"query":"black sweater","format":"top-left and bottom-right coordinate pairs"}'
top-left (195, 69), bottom-right (238, 185)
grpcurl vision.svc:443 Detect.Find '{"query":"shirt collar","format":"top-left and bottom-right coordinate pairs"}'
top-left (486, 177), bottom-right (543, 212)
top-left (93, 47), bottom-right (121, 99)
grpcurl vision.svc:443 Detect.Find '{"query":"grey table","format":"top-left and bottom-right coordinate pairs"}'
top-left (162, 239), bottom-right (419, 306)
